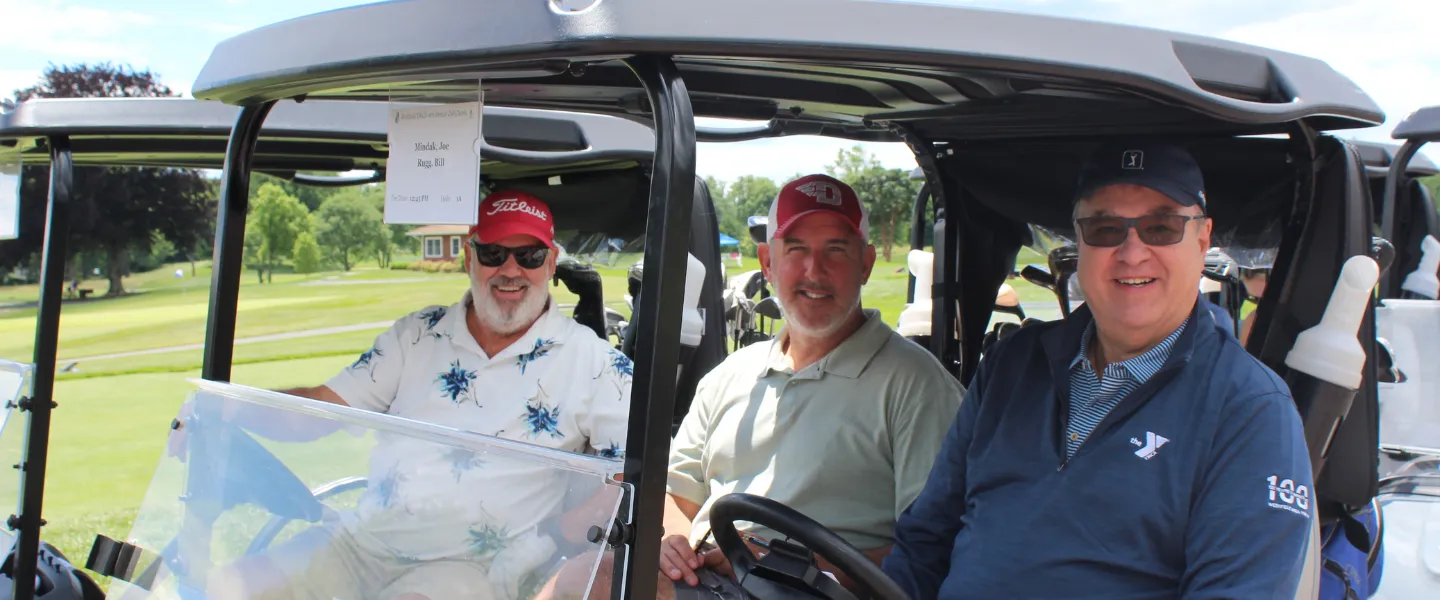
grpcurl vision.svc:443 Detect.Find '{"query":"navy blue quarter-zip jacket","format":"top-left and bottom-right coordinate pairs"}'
top-left (883, 300), bottom-right (1313, 600)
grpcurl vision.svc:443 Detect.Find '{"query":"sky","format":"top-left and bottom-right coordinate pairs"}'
top-left (1, 0), bottom-right (1435, 184)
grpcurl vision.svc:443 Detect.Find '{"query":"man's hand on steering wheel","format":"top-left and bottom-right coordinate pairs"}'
top-left (660, 533), bottom-right (773, 586)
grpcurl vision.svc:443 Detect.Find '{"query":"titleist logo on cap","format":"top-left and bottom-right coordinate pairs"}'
top-left (485, 198), bottom-right (548, 220)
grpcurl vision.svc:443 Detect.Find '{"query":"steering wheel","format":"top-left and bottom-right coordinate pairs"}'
top-left (709, 493), bottom-right (910, 600)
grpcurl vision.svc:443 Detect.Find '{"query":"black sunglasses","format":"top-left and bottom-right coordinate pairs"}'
top-left (1073, 215), bottom-right (1207, 248)
top-left (470, 241), bottom-right (550, 269)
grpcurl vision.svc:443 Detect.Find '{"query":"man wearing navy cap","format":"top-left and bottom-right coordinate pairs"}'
top-left (883, 142), bottom-right (1315, 599)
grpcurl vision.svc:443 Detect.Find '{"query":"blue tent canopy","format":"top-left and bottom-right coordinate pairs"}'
top-left (718, 233), bottom-right (740, 247)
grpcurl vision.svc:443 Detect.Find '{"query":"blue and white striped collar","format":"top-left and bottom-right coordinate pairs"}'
top-left (1071, 317), bottom-right (1190, 382)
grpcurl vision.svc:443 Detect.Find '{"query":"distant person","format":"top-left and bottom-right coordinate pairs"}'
top-left (1238, 267), bottom-right (1269, 345)
top-left (180, 190), bottom-right (632, 600)
top-left (884, 142), bottom-right (1313, 599)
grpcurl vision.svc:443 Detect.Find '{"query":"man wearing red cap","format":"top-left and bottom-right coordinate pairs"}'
top-left (202, 190), bottom-right (633, 600)
top-left (649, 174), bottom-right (965, 598)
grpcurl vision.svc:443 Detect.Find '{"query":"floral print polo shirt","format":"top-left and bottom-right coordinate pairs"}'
top-left (324, 290), bottom-right (632, 574)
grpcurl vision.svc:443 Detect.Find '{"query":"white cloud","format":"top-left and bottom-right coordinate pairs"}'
top-left (0, 70), bottom-right (42, 99)
top-left (1217, 0), bottom-right (1440, 160)
top-left (694, 119), bottom-right (916, 183)
top-left (0, 0), bottom-right (154, 61)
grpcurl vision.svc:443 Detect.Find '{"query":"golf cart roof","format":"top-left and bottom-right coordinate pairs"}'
top-left (1350, 139), bottom-right (1439, 178)
top-left (0, 97), bottom-right (654, 179)
top-left (1392, 104), bottom-right (1440, 143)
top-left (191, 0), bottom-right (1383, 140)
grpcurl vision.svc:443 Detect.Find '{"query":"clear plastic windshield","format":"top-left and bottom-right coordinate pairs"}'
top-left (1373, 454), bottom-right (1440, 600)
top-left (106, 380), bottom-right (629, 600)
top-left (1376, 301), bottom-right (1440, 454)
top-left (0, 359), bottom-right (33, 553)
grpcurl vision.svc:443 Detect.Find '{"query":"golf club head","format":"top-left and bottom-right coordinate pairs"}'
top-left (1020, 265), bottom-right (1056, 292)
top-left (754, 296), bottom-right (784, 321)
top-left (748, 215), bottom-right (769, 245)
top-left (1047, 246), bottom-right (1078, 282)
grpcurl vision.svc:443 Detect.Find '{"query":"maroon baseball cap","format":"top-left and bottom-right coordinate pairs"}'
top-left (766, 174), bottom-right (869, 241)
top-left (469, 190), bottom-right (556, 249)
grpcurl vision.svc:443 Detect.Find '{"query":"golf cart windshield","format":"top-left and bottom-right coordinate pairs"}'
top-left (103, 381), bottom-right (627, 600)
top-left (0, 359), bottom-right (32, 550)
top-left (1371, 451), bottom-right (1440, 599)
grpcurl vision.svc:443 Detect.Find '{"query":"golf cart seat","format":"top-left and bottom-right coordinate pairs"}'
top-left (615, 177), bottom-right (727, 427)
top-left (554, 256), bottom-right (608, 340)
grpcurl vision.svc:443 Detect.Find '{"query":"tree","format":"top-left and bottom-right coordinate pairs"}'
top-left (358, 183), bottom-right (418, 256)
top-left (729, 175), bottom-right (780, 222)
top-left (247, 183), bottom-right (310, 282)
top-left (315, 194), bottom-right (385, 271)
top-left (250, 173), bottom-right (342, 212)
top-left (243, 227), bottom-right (266, 284)
top-left (1426, 176), bottom-right (1440, 210)
top-left (826, 146), bottom-right (921, 261)
top-left (292, 231), bottom-right (323, 278)
top-left (0, 64), bottom-right (216, 296)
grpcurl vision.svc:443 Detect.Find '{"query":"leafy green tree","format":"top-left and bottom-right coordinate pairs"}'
top-left (826, 146), bottom-right (921, 261)
top-left (1425, 176), bottom-right (1440, 210)
top-left (243, 227), bottom-right (266, 284)
top-left (249, 173), bottom-right (342, 212)
top-left (315, 194), bottom-right (385, 271)
top-left (247, 183), bottom-right (311, 282)
top-left (1, 63), bottom-right (216, 296)
top-left (292, 231), bottom-right (323, 278)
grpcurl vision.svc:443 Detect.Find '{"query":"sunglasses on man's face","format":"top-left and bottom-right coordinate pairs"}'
top-left (1073, 214), bottom-right (1207, 248)
top-left (470, 241), bottom-right (550, 269)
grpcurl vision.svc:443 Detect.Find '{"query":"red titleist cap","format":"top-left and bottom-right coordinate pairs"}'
top-left (469, 190), bottom-right (556, 249)
top-left (766, 174), bottom-right (869, 241)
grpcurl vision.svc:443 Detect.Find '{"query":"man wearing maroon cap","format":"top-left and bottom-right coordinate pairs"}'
top-left (647, 174), bottom-right (965, 598)
top-left (196, 190), bottom-right (634, 600)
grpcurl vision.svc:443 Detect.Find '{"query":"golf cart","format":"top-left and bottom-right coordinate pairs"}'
top-left (47, 0), bottom-right (1399, 598)
top-left (1368, 105), bottom-right (1440, 598)
top-left (0, 96), bottom-right (732, 599)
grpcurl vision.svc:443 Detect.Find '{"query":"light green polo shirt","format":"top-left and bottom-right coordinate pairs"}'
top-left (667, 309), bottom-right (965, 551)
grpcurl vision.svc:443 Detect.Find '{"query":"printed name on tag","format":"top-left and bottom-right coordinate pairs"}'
top-left (384, 101), bottom-right (483, 225)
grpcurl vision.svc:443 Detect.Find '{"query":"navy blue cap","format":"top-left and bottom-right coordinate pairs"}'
top-left (1074, 141), bottom-right (1207, 212)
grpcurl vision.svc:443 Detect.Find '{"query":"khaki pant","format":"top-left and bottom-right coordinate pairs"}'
top-left (212, 521), bottom-right (498, 600)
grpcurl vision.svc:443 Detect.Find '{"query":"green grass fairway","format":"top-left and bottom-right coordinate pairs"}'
top-left (0, 249), bottom-right (1059, 563)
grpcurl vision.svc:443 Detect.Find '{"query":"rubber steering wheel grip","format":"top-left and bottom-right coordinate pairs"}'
top-left (709, 493), bottom-right (911, 600)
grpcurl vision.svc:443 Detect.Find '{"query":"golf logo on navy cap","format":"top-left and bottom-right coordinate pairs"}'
top-left (1122, 150), bottom-right (1144, 170)
top-left (1076, 141), bottom-right (1207, 212)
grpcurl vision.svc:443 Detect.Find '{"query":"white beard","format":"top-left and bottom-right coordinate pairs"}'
top-left (776, 291), bottom-right (861, 340)
top-left (471, 273), bottom-right (551, 336)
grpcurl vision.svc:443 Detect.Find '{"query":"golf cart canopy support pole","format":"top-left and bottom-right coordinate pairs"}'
top-left (12, 135), bottom-right (73, 600)
top-left (617, 55), bottom-right (696, 600)
top-left (1379, 139), bottom-right (1425, 296)
top-left (1376, 137), bottom-right (1434, 294)
top-left (203, 102), bottom-right (276, 381)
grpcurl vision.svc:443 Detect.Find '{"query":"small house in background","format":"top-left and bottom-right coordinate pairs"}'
top-left (406, 225), bottom-right (469, 261)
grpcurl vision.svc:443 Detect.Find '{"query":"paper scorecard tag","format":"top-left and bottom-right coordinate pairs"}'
top-left (0, 155), bottom-right (20, 241)
top-left (384, 101), bottom-right (483, 225)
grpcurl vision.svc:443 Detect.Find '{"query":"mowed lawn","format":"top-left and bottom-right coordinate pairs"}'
top-left (1, 247), bottom-right (1056, 562)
